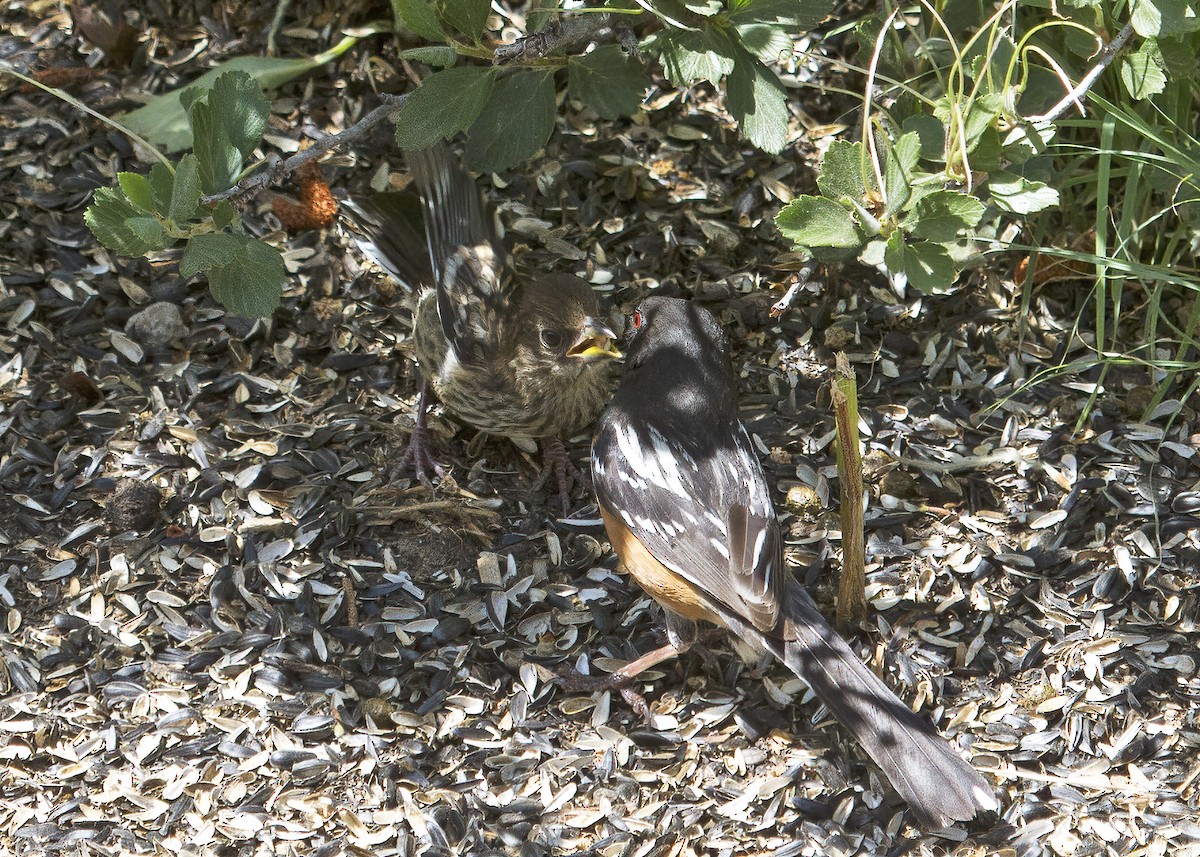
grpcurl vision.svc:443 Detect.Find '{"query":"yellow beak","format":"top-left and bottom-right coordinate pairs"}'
top-left (566, 319), bottom-right (622, 362)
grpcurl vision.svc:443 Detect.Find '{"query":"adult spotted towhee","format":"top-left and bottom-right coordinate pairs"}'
top-left (590, 297), bottom-right (997, 827)
top-left (344, 143), bottom-right (620, 504)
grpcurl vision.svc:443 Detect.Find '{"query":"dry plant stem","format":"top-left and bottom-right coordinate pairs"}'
top-left (493, 13), bottom-right (615, 63)
top-left (832, 352), bottom-right (866, 632)
top-left (770, 260), bottom-right (821, 318)
top-left (201, 93), bottom-right (409, 206)
top-left (1027, 21), bottom-right (1135, 123)
top-left (342, 574), bottom-right (359, 628)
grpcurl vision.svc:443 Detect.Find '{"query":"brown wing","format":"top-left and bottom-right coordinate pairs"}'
top-left (406, 143), bottom-right (514, 364)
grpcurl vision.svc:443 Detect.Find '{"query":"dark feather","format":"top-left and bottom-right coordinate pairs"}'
top-left (340, 191), bottom-right (432, 287)
top-left (720, 583), bottom-right (998, 827)
top-left (406, 143), bottom-right (513, 363)
top-left (592, 297), bottom-right (783, 632)
top-left (592, 296), bottom-right (997, 826)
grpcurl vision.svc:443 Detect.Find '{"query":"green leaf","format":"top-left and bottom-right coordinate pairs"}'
top-left (169, 155), bottom-right (203, 222)
top-left (466, 70), bottom-right (556, 172)
top-left (675, 0), bottom-right (722, 15)
top-left (186, 71), bottom-right (270, 195)
top-left (1159, 35), bottom-right (1200, 80)
top-left (902, 114), bottom-right (946, 161)
top-left (392, 0), bottom-right (445, 40)
top-left (148, 162), bottom-right (175, 214)
top-left (884, 232), bottom-right (957, 294)
top-left (735, 24), bottom-right (793, 63)
top-left (988, 171), bottom-right (1060, 214)
top-left (1121, 37), bottom-right (1167, 99)
top-left (967, 125), bottom-right (1003, 172)
top-left (189, 95), bottom-right (242, 194)
top-left (439, 0), bottom-right (490, 40)
top-left (817, 140), bottom-right (869, 200)
top-left (568, 45), bottom-right (648, 119)
top-left (212, 199), bottom-right (238, 230)
top-left (907, 190), bottom-right (985, 242)
top-left (1131, 0), bottom-right (1161, 36)
top-left (181, 233), bottom-right (241, 276)
top-left (182, 233), bottom-right (284, 318)
top-left (883, 131), bottom-right (920, 215)
top-left (962, 92), bottom-right (1005, 152)
top-left (728, 0), bottom-right (835, 29)
top-left (527, 0), bottom-right (558, 32)
top-left (726, 52), bottom-right (789, 154)
top-left (394, 65), bottom-right (496, 150)
top-left (85, 187), bottom-right (170, 256)
top-left (127, 216), bottom-right (166, 247)
top-left (208, 70), bottom-right (270, 161)
top-left (398, 46), bottom-right (459, 68)
top-left (1136, 0), bottom-right (1200, 36)
top-left (118, 173), bottom-right (155, 213)
top-left (120, 38), bottom-right (359, 152)
top-left (776, 196), bottom-right (862, 249)
top-left (654, 29), bottom-right (736, 86)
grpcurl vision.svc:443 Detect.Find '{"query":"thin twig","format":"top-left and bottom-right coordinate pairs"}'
top-left (1026, 21), bottom-right (1135, 123)
top-left (493, 12), bottom-right (616, 64)
top-left (265, 0), bottom-right (291, 57)
top-left (770, 260), bottom-right (821, 318)
top-left (200, 92), bottom-right (409, 205)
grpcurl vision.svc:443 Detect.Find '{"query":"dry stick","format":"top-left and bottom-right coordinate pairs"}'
top-left (493, 12), bottom-right (616, 63)
top-left (1026, 21), bottom-right (1135, 124)
top-left (770, 259), bottom-right (821, 318)
top-left (200, 92), bottom-right (410, 206)
top-left (831, 352), bottom-right (866, 632)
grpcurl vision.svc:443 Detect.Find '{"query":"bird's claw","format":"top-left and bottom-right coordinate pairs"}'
top-left (539, 437), bottom-right (587, 515)
top-left (553, 668), bottom-right (652, 722)
top-left (394, 421), bottom-right (446, 485)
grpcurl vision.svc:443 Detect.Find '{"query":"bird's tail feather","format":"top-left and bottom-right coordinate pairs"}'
top-left (720, 583), bottom-right (997, 827)
top-left (405, 141), bottom-right (500, 282)
top-left (341, 191), bottom-right (431, 288)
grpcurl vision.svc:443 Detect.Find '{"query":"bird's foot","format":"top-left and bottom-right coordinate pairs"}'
top-left (393, 420), bottom-right (446, 485)
top-left (554, 668), bottom-right (651, 721)
top-left (539, 436), bottom-right (586, 515)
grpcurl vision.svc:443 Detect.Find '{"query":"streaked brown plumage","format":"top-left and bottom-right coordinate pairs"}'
top-left (344, 143), bottom-right (619, 497)
top-left (590, 297), bottom-right (998, 828)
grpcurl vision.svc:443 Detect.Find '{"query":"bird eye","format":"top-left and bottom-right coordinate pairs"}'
top-left (539, 329), bottom-right (563, 349)
top-left (631, 310), bottom-right (644, 331)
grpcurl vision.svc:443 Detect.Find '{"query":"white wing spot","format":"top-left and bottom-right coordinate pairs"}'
top-left (709, 537), bottom-right (730, 559)
top-left (752, 527), bottom-right (768, 567)
top-left (617, 424), bottom-right (691, 500)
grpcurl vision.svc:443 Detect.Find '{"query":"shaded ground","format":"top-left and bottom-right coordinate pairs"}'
top-left (2, 3), bottom-right (1200, 856)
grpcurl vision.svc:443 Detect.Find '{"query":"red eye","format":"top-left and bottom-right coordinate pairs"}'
top-left (631, 310), bottom-right (644, 330)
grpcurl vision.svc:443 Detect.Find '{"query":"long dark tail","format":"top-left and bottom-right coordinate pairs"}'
top-left (721, 583), bottom-right (998, 827)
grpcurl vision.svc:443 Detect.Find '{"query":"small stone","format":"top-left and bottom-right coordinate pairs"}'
top-left (124, 301), bottom-right (185, 350)
top-left (105, 478), bottom-right (163, 532)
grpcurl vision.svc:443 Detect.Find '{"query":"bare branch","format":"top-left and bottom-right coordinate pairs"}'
top-left (493, 13), bottom-right (616, 64)
top-left (200, 92), bottom-right (409, 206)
top-left (1027, 22), bottom-right (1135, 124)
top-left (770, 261), bottom-right (821, 318)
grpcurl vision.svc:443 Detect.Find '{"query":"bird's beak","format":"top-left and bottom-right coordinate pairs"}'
top-left (566, 319), bottom-right (622, 362)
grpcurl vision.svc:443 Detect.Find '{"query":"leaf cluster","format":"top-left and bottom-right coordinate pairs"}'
top-left (777, 4), bottom-right (1066, 294)
top-left (390, 0), bottom-right (834, 169)
top-left (85, 71), bottom-right (284, 318)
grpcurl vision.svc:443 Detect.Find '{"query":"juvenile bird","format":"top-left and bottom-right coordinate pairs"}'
top-left (590, 296), bottom-right (998, 828)
top-left (344, 143), bottom-right (620, 506)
